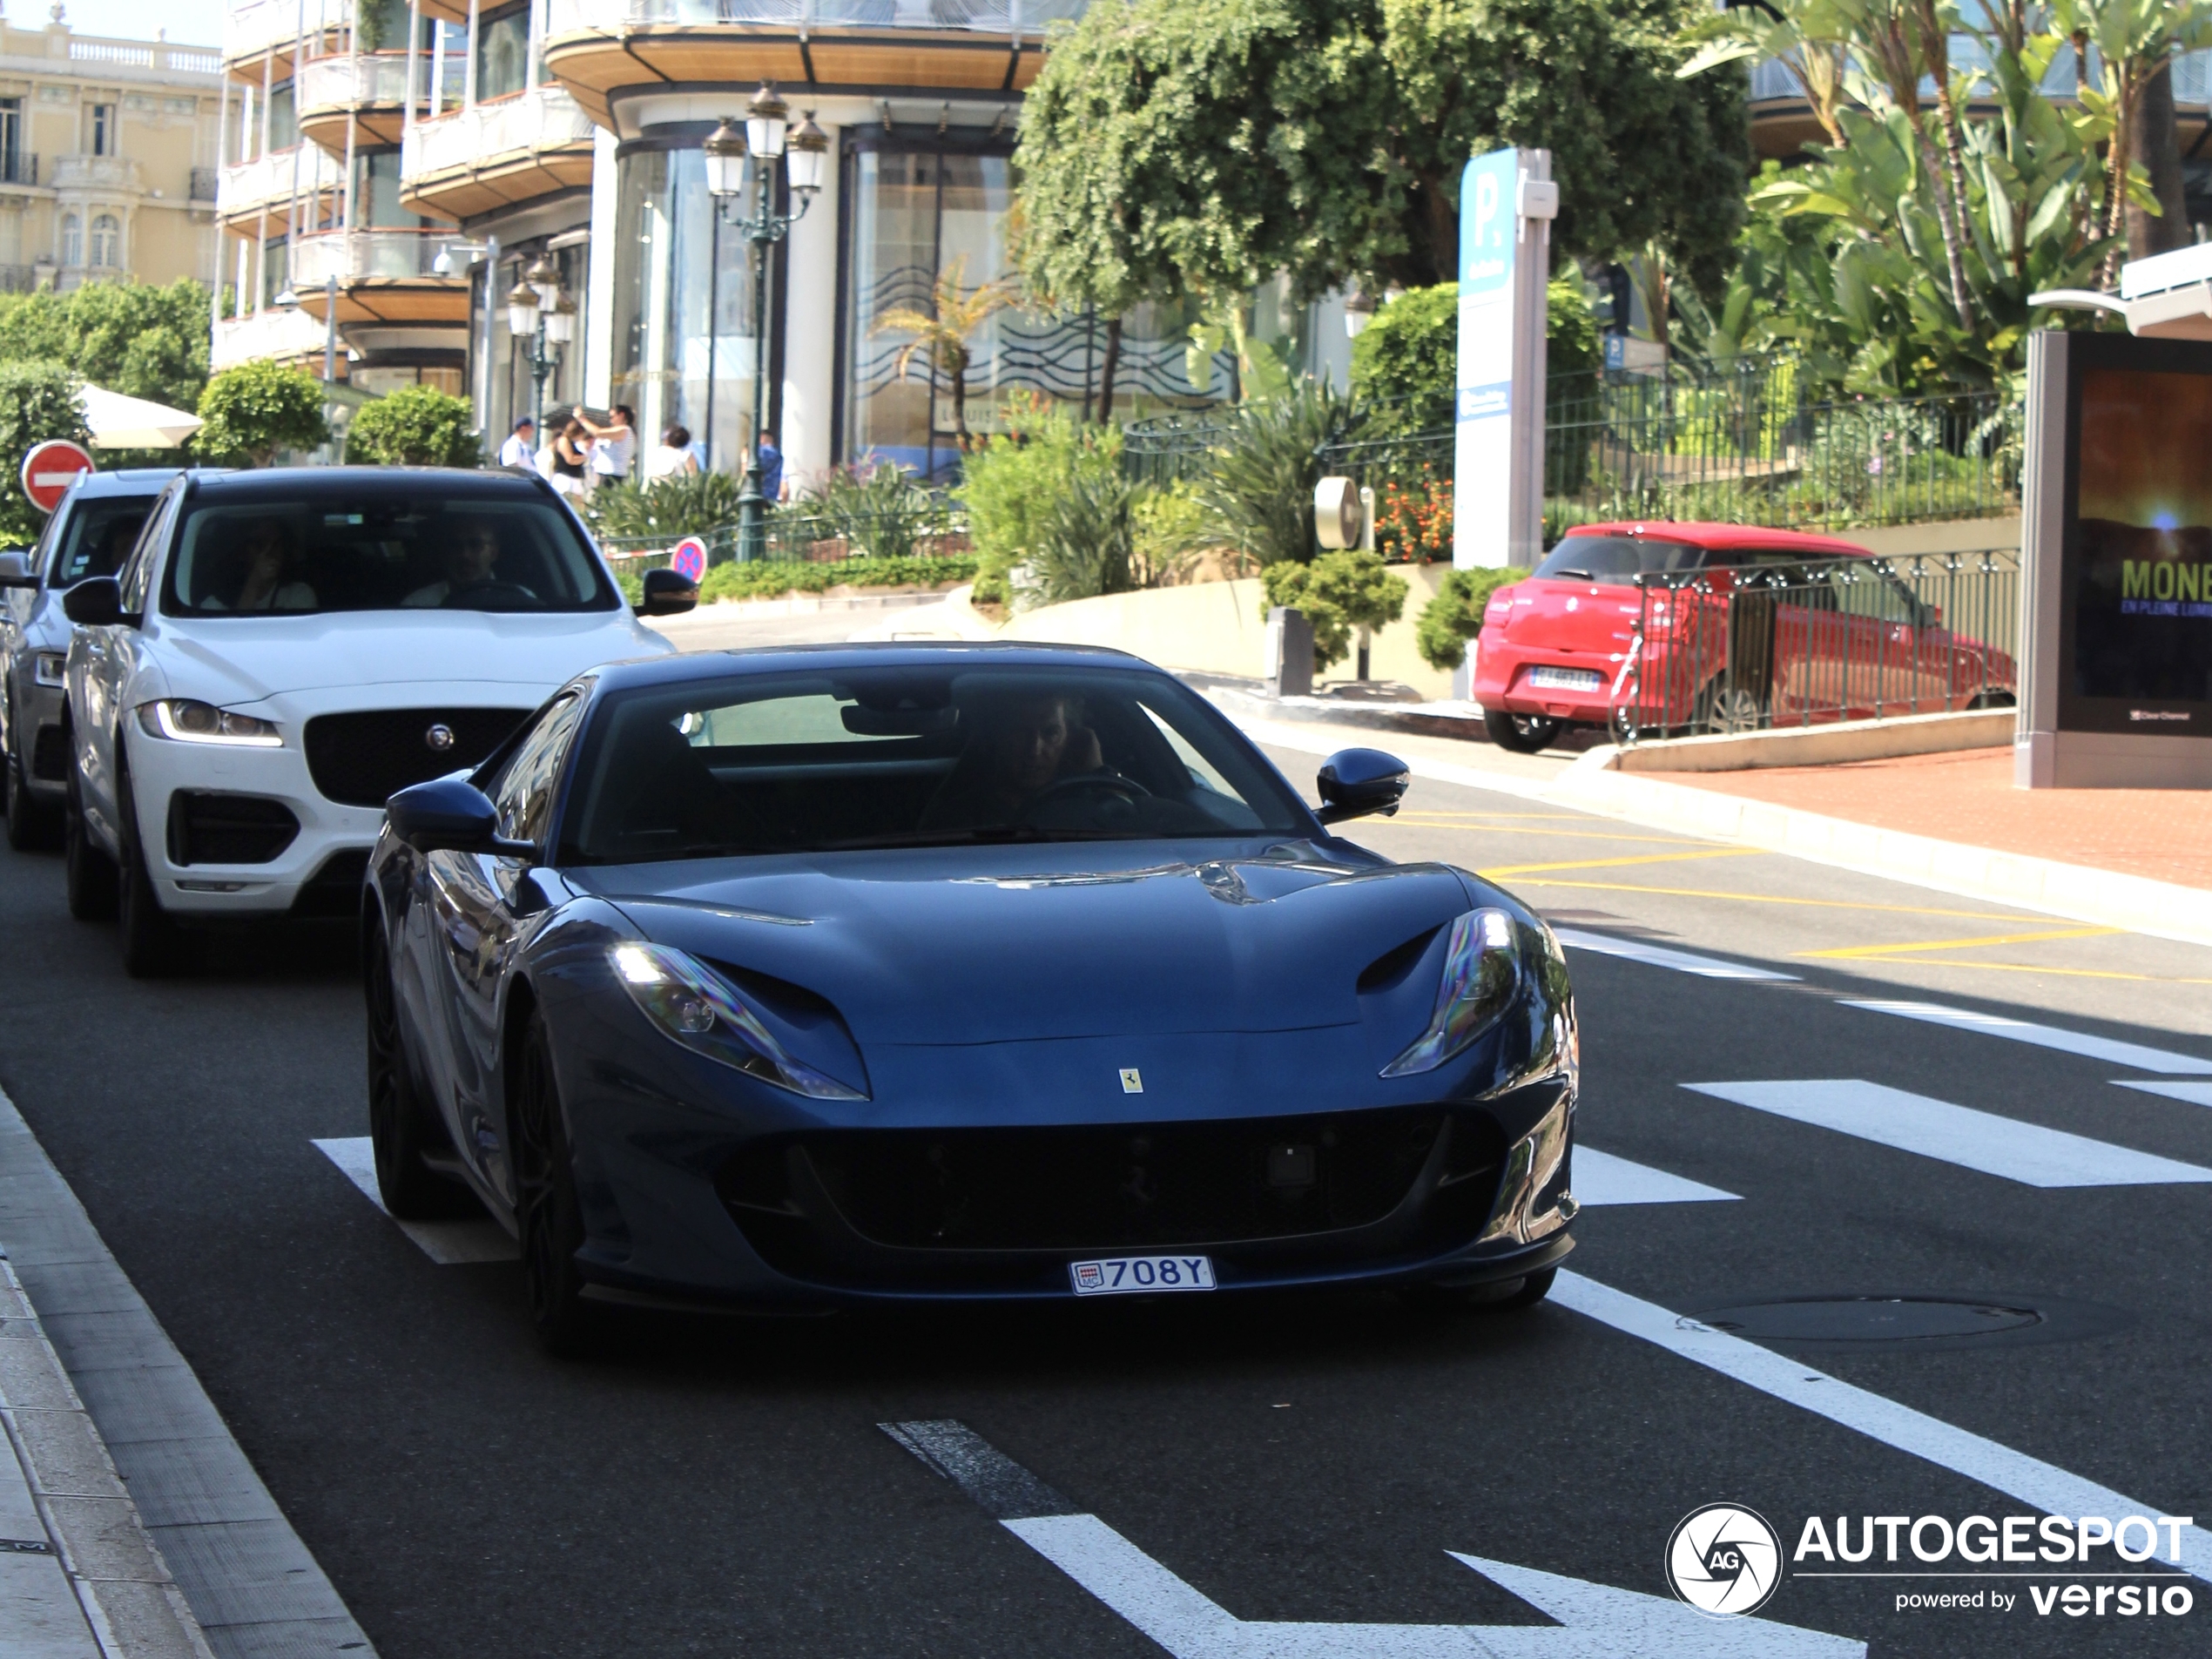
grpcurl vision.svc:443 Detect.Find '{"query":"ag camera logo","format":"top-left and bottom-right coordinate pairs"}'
top-left (1667, 1503), bottom-right (1783, 1617)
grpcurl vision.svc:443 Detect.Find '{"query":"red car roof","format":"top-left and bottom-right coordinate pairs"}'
top-left (1562, 522), bottom-right (1871, 557)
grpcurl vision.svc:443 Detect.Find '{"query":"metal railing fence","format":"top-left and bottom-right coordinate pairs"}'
top-left (1616, 550), bottom-right (2019, 739)
top-left (597, 505), bottom-right (973, 570)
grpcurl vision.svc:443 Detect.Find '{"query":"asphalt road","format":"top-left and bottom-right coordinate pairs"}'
top-left (2, 717), bottom-right (2209, 1658)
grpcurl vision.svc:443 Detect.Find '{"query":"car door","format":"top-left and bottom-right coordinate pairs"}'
top-left (420, 691), bottom-right (588, 1197)
top-left (71, 492), bottom-right (174, 852)
top-left (0, 502), bottom-right (61, 757)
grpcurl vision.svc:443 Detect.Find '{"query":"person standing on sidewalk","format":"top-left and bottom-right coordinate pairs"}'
top-left (497, 417), bottom-right (536, 472)
top-left (579, 405), bottom-right (637, 488)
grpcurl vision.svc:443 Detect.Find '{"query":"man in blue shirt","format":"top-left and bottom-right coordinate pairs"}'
top-left (755, 432), bottom-right (784, 504)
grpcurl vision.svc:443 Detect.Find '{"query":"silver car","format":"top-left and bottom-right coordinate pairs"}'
top-left (0, 469), bottom-right (181, 848)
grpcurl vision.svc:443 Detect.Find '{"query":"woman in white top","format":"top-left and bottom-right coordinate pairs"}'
top-left (643, 423), bottom-right (701, 482)
top-left (577, 404), bottom-right (637, 485)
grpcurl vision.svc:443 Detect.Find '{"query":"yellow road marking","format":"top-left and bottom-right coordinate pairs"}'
top-left (1866, 958), bottom-right (2212, 986)
top-left (1386, 819), bottom-right (1718, 846)
top-left (1477, 848), bottom-right (1764, 879)
top-left (1797, 926), bottom-right (2123, 960)
top-left (1489, 877), bottom-right (2048, 924)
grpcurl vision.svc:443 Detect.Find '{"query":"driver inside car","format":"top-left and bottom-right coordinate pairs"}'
top-left (921, 691), bottom-right (1106, 829)
top-left (405, 518), bottom-right (536, 608)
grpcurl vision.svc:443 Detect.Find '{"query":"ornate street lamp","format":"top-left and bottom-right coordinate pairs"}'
top-left (507, 265), bottom-right (571, 435)
top-left (706, 84), bottom-right (826, 563)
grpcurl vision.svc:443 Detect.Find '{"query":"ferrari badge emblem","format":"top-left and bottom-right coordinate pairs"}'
top-left (1119, 1068), bottom-right (1143, 1094)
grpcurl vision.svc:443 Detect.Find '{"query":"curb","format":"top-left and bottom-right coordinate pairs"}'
top-left (1224, 709), bottom-right (2212, 951)
top-left (0, 1253), bottom-right (213, 1659)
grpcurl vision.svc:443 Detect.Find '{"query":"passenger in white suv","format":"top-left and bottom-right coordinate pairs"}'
top-left (60, 467), bottom-right (695, 976)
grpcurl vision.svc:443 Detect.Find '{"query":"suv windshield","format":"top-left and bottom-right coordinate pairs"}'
top-left (1533, 536), bottom-right (1702, 585)
top-left (158, 476), bottom-right (616, 617)
top-left (47, 495), bottom-right (156, 587)
top-left (557, 665), bottom-right (1311, 865)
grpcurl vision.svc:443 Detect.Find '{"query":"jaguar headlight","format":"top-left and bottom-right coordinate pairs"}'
top-left (610, 941), bottom-right (866, 1101)
top-left (1380, 907), bottom-right (1521, 1077)
top-left (33, 652), bottom-right (65, 688)
top-left (137, 699), bottom-right (281, 746)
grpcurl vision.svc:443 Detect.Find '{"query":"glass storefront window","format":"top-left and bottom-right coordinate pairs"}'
top-left (477, 3), bottom-right (529, 102)
top-left (609, 145), bottom-right (763, 478)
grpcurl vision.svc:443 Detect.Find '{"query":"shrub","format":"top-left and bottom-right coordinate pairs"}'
top-left (691, 553), bottom-right (978, 604)
top-left (1028, 471), bottom-right (1137, 604)
top-left (954, 393), bottom-right (1120, 604)
top-left (1260, 549), bottom-right (1408, 673)
top-left (0, 361), bottom-right (91, 546)
top-left (1372, 466), bottom-right (1453, 563)
top-left (194, 361), bottom-right (328, 467)
top-left (343, 383), bottom-right (482, 468)
top-left (1131, 481), bottom-right (1205, 587)
top-left (1197, 381), bottom-right (1360, 569)
top-left (796, 458), bottom-right (950, 561)
top-left (1415, 566), bottom-right (1519, 673)
top-left (1352, 278), bottom-right (1605, 439)
top-left (588, 471), bottom-right (744, 541)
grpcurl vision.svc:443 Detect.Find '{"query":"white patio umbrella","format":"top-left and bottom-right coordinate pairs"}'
top-left (79, 385), bottom-right (204, 449)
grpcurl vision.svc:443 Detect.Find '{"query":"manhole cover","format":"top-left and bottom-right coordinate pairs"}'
top-left (1695, 1292), bottom-right (2134, 1352)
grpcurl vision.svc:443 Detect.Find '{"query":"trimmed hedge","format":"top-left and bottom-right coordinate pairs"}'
top-left (615, 554), bottom-right (979, 606)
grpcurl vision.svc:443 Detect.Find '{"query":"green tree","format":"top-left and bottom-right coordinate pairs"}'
top-left (193, 360), bottom-right (329, 468)
top-left (1352, 279), bottom-right (1602, 435)
top-left (343, 383), bottom-right (482, 468)
top-left (1260, 549), bottom-right (1409, 673)
top-left (954, 394), bottom-right (1122, 604)
top-left (1414, 566), bottom-right (1519, 672)
top-left (0, 362), bottom-right (91, 547)
top-left (1015, 0), bottom-right (1750, 307)
top-left (0, 280), bottom-right (212, 412)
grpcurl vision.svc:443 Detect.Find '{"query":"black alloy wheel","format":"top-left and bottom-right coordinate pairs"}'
top-left (5, 707), bottom-right (59, 849)
top-left (1483, 708), bottom-right (1561, 754)
top-left (114, 747), bottom-right (192, 978)
top-left (63, 747), bottom-right (118, 921)
top-left (365, 921), bottom-right (479, 1221)
top-left (511, 1009), bottom-right (602, 1357)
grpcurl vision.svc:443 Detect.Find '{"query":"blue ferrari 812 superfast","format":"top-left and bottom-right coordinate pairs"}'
top-left (361, 644), bottom-right (1579, 1351)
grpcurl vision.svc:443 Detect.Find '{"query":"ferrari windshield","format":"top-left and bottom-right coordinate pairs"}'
top-left (158, 475), bottom-right (617, 616)
top-left (557, 665), bottom-right (1312, 863)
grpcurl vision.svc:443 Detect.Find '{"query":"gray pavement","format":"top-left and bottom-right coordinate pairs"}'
top-left (0, 631), bottom-right (2209, 1656)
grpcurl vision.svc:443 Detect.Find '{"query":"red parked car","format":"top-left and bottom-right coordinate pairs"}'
top-left (1469, 522), bottom-right (2017, 753)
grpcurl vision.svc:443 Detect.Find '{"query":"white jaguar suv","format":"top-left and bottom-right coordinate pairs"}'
top-left (61, 466), bottom-right (694, 974)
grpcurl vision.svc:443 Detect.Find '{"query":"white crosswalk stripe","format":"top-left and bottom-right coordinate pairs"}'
top-left (1841, 999), bottom-right (2212, 1074)
top-left (1551, 927), bottom-right (1798, 981)
top-left (311, 1137), bottom-right (518, 1264)
top-left (1684, 1079), bottom-right (2212, 1188)
top-left (1574, 1147), bottom-right (1739, 1205)
top-left (2114, 1079), bottom-right (2212, 1108)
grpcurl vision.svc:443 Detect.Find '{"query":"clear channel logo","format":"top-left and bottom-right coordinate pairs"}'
top-left (1666, 1503), bottom-right (1784, 1617)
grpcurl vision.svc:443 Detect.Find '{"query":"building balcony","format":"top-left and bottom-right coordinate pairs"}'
top-left (217, 145), bottom-right (343, 227)
top-left (212, 304), bottom-right (332, 370)
top-left (224, 0), bottom-right (345, 84)
top-left (298, 51), bottom-right (416, 152)
top-left (401, 84), bottom-right (597, 219)
top-left (291, 228), bottom-right (471, 325)
top-left (49, 155), bottom-right (145, 196)
top-left (542, 0), bottom-right (1089, 127)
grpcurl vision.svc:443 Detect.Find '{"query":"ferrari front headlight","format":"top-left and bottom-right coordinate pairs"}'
top-left (610, 941), bottom-right (866, 1101)
top-left (137, 699), bottom-right (282, 746)
top-left (1380, 908), bottom-right (1521, 1077)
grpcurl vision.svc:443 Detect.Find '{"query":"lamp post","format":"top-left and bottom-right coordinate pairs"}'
top-left (705, 85), bottom-right (828, 562)
top-left (505, 253), bottom-right (575, 439)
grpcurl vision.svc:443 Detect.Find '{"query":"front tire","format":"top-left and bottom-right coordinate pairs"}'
top-left (116, 751), bottom-right (190, 978)
top-left (1483, 709), bottom-right (1561, 754)
top-left (365, 920), bottom-right (477, 1221)
top-left (64, 759), bottom-right (118, 921)
top-left (5, 741), bottom-right (59, 851)
top-left (511, 1009), bottom-right (602, 1357)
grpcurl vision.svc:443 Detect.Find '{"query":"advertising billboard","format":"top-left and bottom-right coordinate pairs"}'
top-left (2018, 330), bottom-right (2212, 786)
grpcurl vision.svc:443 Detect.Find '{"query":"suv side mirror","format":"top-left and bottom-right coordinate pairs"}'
top-left (637, 567), bottom-right (698, 618)
top-left (1315, 747), bottom-right (1409, 825)
top-left (0, 550), bottom-right (30, 588)
top-left (62, 576), bottom-right (127, 625)
top-left (386, 777), bottom-right (536, 858)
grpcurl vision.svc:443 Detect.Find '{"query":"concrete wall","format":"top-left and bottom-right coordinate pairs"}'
top-left (1844, 516), bottom-right (2020, 556)
top-left (1001, 564), bottom-right (1460, 700)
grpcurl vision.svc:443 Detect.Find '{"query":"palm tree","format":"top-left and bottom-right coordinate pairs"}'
top-left (872, 255), bottom-right (1013, 451)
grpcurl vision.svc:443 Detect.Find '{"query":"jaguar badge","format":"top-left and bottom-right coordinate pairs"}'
top-left (424, 722), bottom-right (455, 752)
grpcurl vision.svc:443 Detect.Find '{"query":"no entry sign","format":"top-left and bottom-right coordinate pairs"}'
top-left (20, 439), bottom-right (93, 514)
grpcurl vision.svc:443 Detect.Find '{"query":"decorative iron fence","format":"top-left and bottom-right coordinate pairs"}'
top-left (598, 503), bottom-right (971, 570)
top-left (1615, 550), bottom-right (2020, 739)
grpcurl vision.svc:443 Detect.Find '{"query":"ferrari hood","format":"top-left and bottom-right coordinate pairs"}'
top-left (159, 609), bottom-right (670, 704)
top-left (587, 843), bottom-right (1476, 1045)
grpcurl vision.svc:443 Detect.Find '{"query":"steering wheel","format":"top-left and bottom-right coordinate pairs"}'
top-left (443, 580), bottom-right (540, 610)
top-left (1015, 769), bottom-right (1153, 824)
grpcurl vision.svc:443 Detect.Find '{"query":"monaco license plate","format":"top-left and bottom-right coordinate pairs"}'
top-left (1069, 1254), bottom-right (1217, 1296)
top-left (1527, 665), bottom-right (1604, 692)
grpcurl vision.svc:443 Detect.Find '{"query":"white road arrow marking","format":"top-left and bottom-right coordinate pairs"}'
top-left (885, 1420), bottom-right (1862, 1657)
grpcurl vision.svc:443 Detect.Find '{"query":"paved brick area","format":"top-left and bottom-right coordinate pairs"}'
top-left (1686, 746), bottom-right (2212, 892)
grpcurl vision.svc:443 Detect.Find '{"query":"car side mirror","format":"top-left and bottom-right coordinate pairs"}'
top-left (386, 777), bottom-right (536, 859)
top-left (1315, 747), bottom-right (1409, 826)
top-left (637, 567), bottom-right (698, 617)
top-left (62, 576), bottom-right (128, 625)
top-left (0, 550), bottom-right (31, 588)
